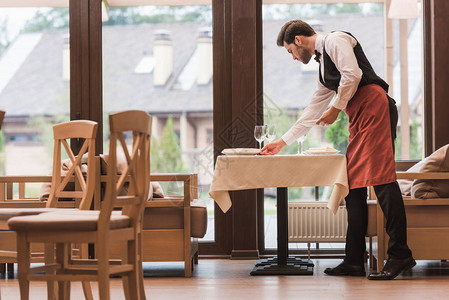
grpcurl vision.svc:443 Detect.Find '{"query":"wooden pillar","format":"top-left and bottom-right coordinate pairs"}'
top-left (205, 0), bottom-right (262, 257)
top-left (424, 0), bottom-right (449, 154)
top-left (69, 0), bottom-right (103, 155)
top-left (229, 0), bottom-right (261, 259)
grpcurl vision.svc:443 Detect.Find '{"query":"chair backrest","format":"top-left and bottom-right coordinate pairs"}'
top-left (47, 120), bottom-right (98, 210)
top-left (100, 110), bottom-right (151, 233)
top-left (0, 110), bottom-right (4, 130)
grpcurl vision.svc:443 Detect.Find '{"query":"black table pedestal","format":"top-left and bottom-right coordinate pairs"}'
top-left (250, 187), bottom-right (314, 276)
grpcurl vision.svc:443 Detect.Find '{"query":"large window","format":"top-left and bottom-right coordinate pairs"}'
top-left (101, 4), bottom-right (215, 240)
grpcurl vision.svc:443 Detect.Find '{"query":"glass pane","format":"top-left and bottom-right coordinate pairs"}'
top-left (102, 4), bottom-right (214, 240)
top-left (392, 7), bottom-right (424, 161)
top-left (0, 6), bottom-right (70, 191)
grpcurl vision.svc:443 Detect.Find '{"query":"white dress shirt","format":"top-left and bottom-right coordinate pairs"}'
top-left (281, 32), bottom-right (363, 146)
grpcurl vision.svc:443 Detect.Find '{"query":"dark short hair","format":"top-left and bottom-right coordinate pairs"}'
top-left (277, 20), bottom-right (316, 46)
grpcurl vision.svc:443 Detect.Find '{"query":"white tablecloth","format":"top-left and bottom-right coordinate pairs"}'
top-left (209, 154), bottom-right (349, 214)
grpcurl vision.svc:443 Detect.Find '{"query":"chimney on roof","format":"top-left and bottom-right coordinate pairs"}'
top-left (196, 27), bottom-right (212, 85)
top-left (153, 30), bottom-right (173, 86)
top-left (62, 34), bottom-right (70, 81)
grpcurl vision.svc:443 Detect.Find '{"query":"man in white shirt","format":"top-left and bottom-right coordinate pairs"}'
top-left (261, 19), bottom-right (415, 280)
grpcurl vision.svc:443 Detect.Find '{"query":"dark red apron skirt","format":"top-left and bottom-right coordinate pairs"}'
top-left (344, 84), bottom-right (396, 189)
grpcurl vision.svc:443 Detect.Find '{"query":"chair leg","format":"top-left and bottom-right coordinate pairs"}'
top-left (121, 242), bottom-right (131, 300)
top-left (81, 282), bottom-right (94, 300)
top-left (44, 243), bottom-right (57, 300)
top-left (125, 239), bottom-right (140, 300)
top-left (17, 233), bottom-right (30, 300)
top-left (56, 243), bottom-right (70, 300)
top-left (184, 256), bottom-right (192, 278)
top-left (138, 231), bottom-right (146, 300)
top-left (97, 242), bottom-right (110, 300)
top-left (80, 243), bottom-right (94, 300)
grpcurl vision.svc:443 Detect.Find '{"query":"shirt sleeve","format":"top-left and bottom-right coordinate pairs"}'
top-left (326, 32), bottom-right (363, 110)
top-left (281, 80), bottom-right (335, 145)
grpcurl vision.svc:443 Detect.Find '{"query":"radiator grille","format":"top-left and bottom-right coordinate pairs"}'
top-left (288, 202), bottom-right (347, 242)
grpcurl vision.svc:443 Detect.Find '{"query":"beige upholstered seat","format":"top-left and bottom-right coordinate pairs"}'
top-left (143, 200), bottom-right (207, 238)
top-left (9, 110), bottom-right (151, 300)
top-left (9, 212), bottom-right (130, 231)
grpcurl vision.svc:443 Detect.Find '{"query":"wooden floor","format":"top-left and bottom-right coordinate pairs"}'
top-left (1, 259), bottom-right (449, 299)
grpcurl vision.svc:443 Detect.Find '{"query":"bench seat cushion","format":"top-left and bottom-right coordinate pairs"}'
top-left (142, 199), bottom-right (207, 238)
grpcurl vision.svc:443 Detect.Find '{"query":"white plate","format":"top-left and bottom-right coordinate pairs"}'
top-left (305, 149), bottom-right (340, 155)
top-left (222, 148), bottom-right (261, 155)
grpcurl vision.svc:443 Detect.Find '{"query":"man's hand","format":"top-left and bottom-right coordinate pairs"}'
top-left (317, 106), bottom-right (341, 126)
top-left (260, 138), bottom-right (287, 155)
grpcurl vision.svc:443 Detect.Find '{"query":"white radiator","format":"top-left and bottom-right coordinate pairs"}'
top-left (288, 201), bottom-right (347, 243)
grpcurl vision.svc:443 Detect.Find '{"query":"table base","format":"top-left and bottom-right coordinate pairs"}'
top-left (250, 261), bottom-right (313, 275)
top-left (254, 257), bottom-right (314, 267)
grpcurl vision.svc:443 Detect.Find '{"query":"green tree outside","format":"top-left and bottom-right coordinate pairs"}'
top-left (325, 111), bottom-right (349, 154)
top-left (22, 8), bottom-right (69, 33)
top-left (150, 116), bottom-right (185, 173)
top-left (150, 116), bottom-right (187, 196)
top-left (0, 17), bottom-right (11, 57)
top-left (409, 118), bottom-right (422, 160)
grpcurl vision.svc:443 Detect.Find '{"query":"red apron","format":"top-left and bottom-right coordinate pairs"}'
top-left (344, 84), bottom-right (396, 189)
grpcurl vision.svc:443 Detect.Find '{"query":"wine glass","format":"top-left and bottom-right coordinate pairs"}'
top-left (265, 125), bottom-right (276, 143)
top-left (254, 125), bottom-right (267, 149)
top-left (296, 135), bottom-right (306, 155)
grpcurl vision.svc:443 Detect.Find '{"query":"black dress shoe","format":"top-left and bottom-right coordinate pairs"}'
top-left (324, 261), bottom-right (365, 276)
top-left (367, 257), bottom-right (416, 280)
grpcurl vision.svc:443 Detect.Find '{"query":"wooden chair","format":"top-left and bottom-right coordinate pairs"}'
top-left (8, 110), bottom-right (151, 300)
top-left (0, 120), bottom-right (98, 298)
top-left (0, 120), bottom-right (98, 256)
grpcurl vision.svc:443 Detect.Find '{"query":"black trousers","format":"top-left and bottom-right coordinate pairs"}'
top-left (344, 183), bottom-right (413, 265)
top-left (344, 94), bottom-right (412, 265)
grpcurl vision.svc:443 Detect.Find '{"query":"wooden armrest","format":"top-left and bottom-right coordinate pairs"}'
top-left (0, 176), bottom-right (52, 183)
top-left (396, 172), bottom-right (449, 180)
top-left (0, 201), bottom-right (76, 208)
top-left (403, 198), bottom-right (449, 205)
top-left (150, 173), bottom-right (192, 182)
top-left (1, 176), bottom-right (53, 201)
